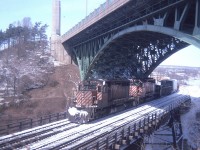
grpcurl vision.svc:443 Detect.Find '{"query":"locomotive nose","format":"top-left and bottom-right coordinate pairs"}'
top-left (68, 107), bottom-right (90, 123)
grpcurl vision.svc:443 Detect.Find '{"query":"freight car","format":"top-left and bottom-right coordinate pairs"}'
top-left (68, 78), bottom-right (178, 123)
top-left (155, 79), bottom-right (179, 97)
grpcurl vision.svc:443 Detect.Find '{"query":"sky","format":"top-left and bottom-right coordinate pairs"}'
top-left (0, 0), bottom-right (200, 67)
top-left (0, 0), bottom-right (106, 36)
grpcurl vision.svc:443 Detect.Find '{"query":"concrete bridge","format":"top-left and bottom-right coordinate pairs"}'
top-left (61, 0), bottom-right (200, 80)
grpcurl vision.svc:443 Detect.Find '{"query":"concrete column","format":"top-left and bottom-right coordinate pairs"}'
top-left (52, 0), bottom-right (61, 36)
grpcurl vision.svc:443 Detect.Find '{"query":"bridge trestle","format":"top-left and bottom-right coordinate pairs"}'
top-left (70, 95), bottom-right (191, 150)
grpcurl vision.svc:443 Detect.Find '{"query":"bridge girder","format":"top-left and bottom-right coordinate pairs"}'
top-left (62, 0), bottom-right (200, 80)
top-left (85, 29), bottom-right (189, 79)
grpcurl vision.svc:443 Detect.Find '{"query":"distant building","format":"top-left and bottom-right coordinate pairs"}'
top-left (51, 0), bottom-right (71, 64)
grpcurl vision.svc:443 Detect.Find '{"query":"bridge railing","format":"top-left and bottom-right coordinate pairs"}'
top-left (0, 111), bottom-right (68, 136)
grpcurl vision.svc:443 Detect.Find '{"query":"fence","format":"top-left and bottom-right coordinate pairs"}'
top-left (0, 111), bottom-right (68, 136)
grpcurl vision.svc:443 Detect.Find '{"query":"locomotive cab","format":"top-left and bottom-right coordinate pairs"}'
top-left (68, 80), bottom-right (105, 123)
top-left (129, 78), bottom-right (155, 104)
top-left (76, 81), bottom-right (100, 107)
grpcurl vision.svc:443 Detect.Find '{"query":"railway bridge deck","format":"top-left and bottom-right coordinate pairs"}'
top-left (0, 93), bottom-right (190, 150)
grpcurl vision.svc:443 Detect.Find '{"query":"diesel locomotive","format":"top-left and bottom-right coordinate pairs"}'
top-left (68, 78), bottom-right (178, 123)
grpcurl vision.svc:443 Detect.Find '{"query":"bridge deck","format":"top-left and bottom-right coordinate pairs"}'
top-left (0, 93), bottom-right (190, 150)
top-left (61, 0), bottom-right (130, 42)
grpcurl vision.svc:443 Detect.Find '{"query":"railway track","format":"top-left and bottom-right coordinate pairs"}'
top-left (45, 94), bottom-right (185, 150)
top-left (0, 119), bottom-right (79, 150)
top-left (4, 93), bottom-right (186, 150)
top-left (0, 93), bottom-right (189, 150)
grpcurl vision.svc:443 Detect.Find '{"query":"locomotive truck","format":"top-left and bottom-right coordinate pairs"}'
top-left (68, 78), bottom-right (178, 123)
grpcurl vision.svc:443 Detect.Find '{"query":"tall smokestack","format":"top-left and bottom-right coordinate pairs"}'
top-left (52, 0), bottom-right (61, 36)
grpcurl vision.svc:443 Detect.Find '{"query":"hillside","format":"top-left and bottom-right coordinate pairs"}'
top-left (0, 40), bottom-right (80, 125)
top-left (0, 63), bottom-right (80, 125)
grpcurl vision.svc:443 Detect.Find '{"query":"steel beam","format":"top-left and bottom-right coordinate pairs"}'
top-left (193, 0), bottom-right (200, 36)
top-left (61, 0), bottom-right (200, 80)
top-left (174, 3), bottom-right (189, 30)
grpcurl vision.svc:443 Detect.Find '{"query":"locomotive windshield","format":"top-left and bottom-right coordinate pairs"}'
top-left (78, 84), bottom-right (97, 91)
top-left (131, 80), bottom-right (142, 86)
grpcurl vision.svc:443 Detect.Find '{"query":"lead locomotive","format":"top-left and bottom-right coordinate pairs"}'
top-left (68, 78), bottom-right (178, 123)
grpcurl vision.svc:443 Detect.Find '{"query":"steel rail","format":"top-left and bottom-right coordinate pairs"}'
top-left (0, 120), bottom-right (78, 150)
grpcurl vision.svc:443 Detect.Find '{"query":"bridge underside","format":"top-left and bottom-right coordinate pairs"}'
top-left (86, 31), bottom-right (188, 79)
top-left (62, 0), bottom-right (200, 80)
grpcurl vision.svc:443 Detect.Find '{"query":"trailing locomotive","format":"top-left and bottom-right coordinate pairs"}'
top-left (68, 78), bottom-right (178, 123)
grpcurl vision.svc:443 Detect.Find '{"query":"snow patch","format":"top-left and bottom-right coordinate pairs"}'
top-left (53, 60), bottom-right (67, 67)
top-left (68, 107), bottom-right (89, 117)
top-left (181, 85), bottom-right (200, 149)
top-left (68, 107), bottom-right (78, 116)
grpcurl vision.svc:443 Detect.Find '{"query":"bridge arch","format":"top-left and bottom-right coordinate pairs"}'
top-left (85, 25), bottom-right (199, 80)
